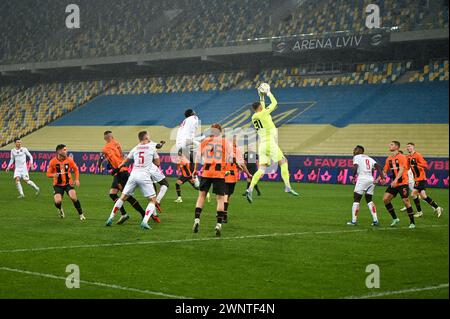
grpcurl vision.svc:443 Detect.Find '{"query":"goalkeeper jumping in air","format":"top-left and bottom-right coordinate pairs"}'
top-left (245, 83), bottom-right (299, 203)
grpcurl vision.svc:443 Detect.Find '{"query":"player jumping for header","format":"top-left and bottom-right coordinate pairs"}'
top-left (6, 138), bottom-right (40, 198)
top-left (245, 83), bottom-right (299, 203)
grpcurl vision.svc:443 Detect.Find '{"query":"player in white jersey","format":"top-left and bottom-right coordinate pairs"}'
top-left (175, 108), bottom-right (206, 200)
top-left (105, 131), bottom-right (159, 230)
top-left (347, 145), bottom-right (385, 226)
top-left (147, 140), bottom-right (170, 214)
top-left (5, 138), bottom-right (40, 198)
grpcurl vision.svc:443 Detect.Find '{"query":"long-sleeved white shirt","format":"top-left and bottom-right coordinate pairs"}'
top-left (8, 147), bottom-right (33, 170)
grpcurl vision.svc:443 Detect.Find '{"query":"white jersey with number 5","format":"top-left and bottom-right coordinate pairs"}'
top-left (353, 154), bottom-right (377, 181)
top-left (127, 142), bottom-right (158, 175)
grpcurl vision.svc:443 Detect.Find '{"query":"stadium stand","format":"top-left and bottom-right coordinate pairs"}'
top-left (1, 0), bottom-right (448, 64)
top-left (409, 60), bottom-right (449, 82)
top-left (0, 80), bottom-right (114, 147)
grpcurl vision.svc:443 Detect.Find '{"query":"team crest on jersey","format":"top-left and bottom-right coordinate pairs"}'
top-left (219, 101), bottom-right (316, 129)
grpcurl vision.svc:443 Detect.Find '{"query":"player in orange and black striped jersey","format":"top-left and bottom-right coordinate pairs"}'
top-left (174, 151), bottom-right (199, 203)
top-left (382, 141), bottom-right (415, 228)
top-left (406, 142), bottom-right (444, 218)
top-left (46, 144), bottom-right (85, 220)
top-left (223, 142), bottom-right (252, 224)
top-left (99, 131), bottom-right (154, 224)
top-left (192, 123), bottom-right (233, 237)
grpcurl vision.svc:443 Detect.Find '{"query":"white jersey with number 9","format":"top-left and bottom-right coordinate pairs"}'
top-left (353, 154), bottom-right (377, 181)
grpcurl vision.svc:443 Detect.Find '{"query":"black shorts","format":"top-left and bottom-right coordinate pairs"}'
top-left (386, 185), bottom-right (409, 199)
top-left (178, 175), bottom-right (193, 184)
top-left (53, 184), bottom-right (74, 196)
top-left (246, 164), bottom-right (258, 175)
top-left (226, 183), bottom-right (236, 196)
top-left (413, 180), bottom-right (427, 192)
top-left (199, 177), bottom-right (226, 196)
top-left (111, 171), bottom-right (130, 190)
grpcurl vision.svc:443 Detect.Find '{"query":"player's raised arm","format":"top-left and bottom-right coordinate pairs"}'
top-left (266, 92), bottom-right (278, 114)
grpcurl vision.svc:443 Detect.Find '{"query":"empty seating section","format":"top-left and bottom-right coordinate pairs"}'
top-left (1, 0), bottom-right (448, 64)
top-left (409, 60), bottom-right (449, 82)
top-left (0, 80), bottom-right (113, 146)
top-left (237, 61), bottom-right (413, 89)
top-left (271, 0), bottom-right (442, 38)
top-left (106, 71), bottom-right (247, 95)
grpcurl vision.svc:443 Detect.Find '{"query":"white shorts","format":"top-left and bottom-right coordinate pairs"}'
top-left (14, 168), bottom-right (29, 180)
top-left (354, 179), bottom-right (375, 195)
top-left (149, 166), bottom-right (165, 183)
top-left (122, 172), bottom-right (156, 198)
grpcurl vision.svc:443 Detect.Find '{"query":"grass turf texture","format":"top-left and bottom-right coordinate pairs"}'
top-left (0, 172), bottom-right (448, 299)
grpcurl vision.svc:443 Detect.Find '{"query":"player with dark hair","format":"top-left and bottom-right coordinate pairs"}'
top-left (6, 138), bottom-right (40, 198)
top-left (405, 142), bottom-right (444, 218)
top-left (47, 144), bottom-right (86, 220)
top-left (99, 130), bottom-right (151, 224)
top-left (382, 141), bottom-right (415, 229)
top-left (347, 145), bottom-right (384, 226)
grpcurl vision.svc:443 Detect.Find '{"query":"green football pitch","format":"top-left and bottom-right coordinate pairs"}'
top-left (0, 172), bottom-right (448, 299)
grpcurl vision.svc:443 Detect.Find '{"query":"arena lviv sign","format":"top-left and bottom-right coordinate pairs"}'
top-left (219, 101), bottom-right (316, 129)
top-left (272, 31), bottom-right (389, 54)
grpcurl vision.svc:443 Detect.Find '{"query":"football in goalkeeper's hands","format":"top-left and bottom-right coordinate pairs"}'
top-left (257, 83), bottom-right (270, 95)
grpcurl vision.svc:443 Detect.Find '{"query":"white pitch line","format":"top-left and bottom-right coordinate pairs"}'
top-left (0, 224), bottom-right (446, 254)
top-left (343, 283), bottom-right (449, 299)
top-left (0, 266), bottom-right (192, 299)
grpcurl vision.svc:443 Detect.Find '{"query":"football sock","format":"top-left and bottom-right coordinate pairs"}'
top-left (195, 207), bottom-right (202, 219)
top-left (73, 200), bottom-right (83, 215)
top-left (176, 184), bottom-right (182, 197)
top-left (423, 196), bottom-right (439, 209)
top-left (156, 185), bottom-right (168, 204)
top-left (127, 196), bottom-right (145, 218)
top-left (406, 206), bottom-right (415, 224)
top-left (142, 202), bottom-right (156, 224)
top-left (280, 162), bottom-right (291, 189)
top-left (26, 180), bottom-right (39, 191)
top-left (16, 182), bottom-right (24, 196)
top-left (217, 211), bottom-right (225, 224)
top-left (224, 202), bottom-right (229, 213)
top-left (55, 202), bottom-right (62, 210)
top-left (110, 193), bottom-right (127, 216)
top-left (385, 203), bottom-right (397, 219)
top-left (351, 202), bottom-right (360, 223)
top-left (249, 169), bottom-right (264, 191)
top-left (413, 197), bottom-right (422, 212)
top-left (367, 201), bottom-right (378, 222)
top-left (109, 198), bottom-right (124, 219)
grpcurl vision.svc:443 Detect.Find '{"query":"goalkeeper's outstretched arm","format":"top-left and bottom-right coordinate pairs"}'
top-left (266, 92), bottom-right (278, 113)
